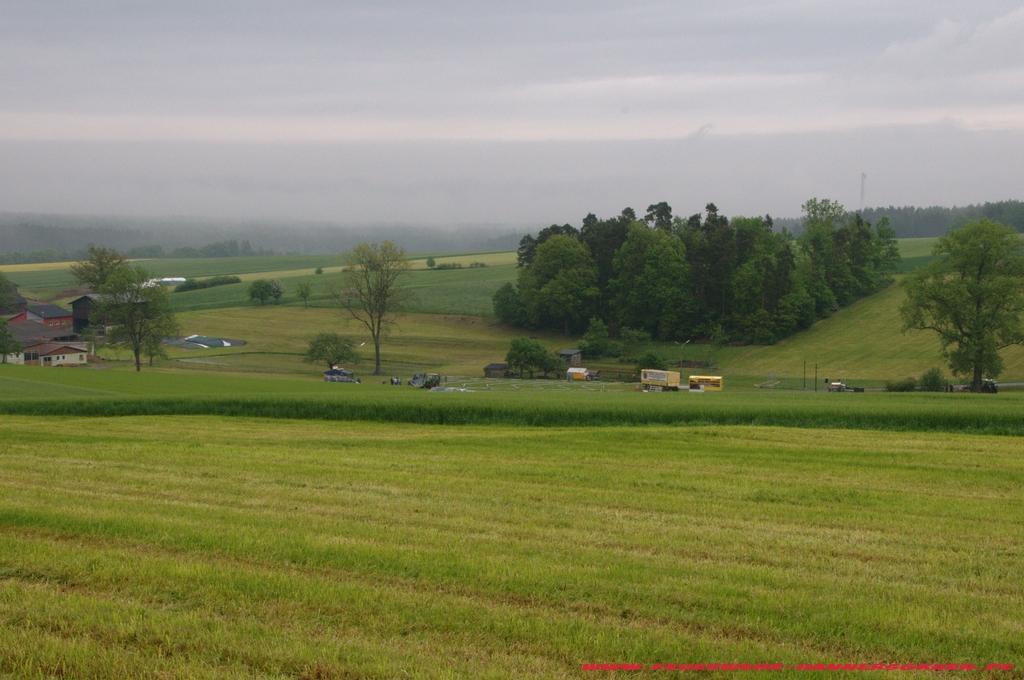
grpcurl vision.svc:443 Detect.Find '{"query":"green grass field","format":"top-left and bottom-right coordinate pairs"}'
top-left (0, 251), bottom-right (516, 303)
top-left (168, 262), bottom-right (517, 315)
top-left (3, 366), bottom-right (1024, 434)
top-left (2, 237), bottom-right (1023, 678)
top-left (1, 416), bottom-right (1021, 678)
top-left (713, 280), bottom-right (1024, 382)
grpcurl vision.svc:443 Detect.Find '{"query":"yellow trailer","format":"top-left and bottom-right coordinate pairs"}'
top-left (641, 369), bottom-right (681, 391)
top-left (688, 375), bottom-right (724, 391)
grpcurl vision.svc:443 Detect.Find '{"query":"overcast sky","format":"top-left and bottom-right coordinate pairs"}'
top-left (1, 1), bottom-right (1023, 226)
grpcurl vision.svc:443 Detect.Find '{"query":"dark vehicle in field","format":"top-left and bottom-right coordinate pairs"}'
top-left (323, 368), bottom-right (359, 383)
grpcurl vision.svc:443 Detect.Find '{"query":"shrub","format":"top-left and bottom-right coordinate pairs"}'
top-left (493, 283), bottom-right (526, 326)
top-left (636, 351), bottom-right (667, 372)
top-left (425, 257), bottom-right (436, 269)
top-left (468, 261), bottom-right (488, 268)
top-left (249, 279), bottom-right (274, 304)
top-left (618, 327), bottom-right (652, 363)
top-left (919, 368), bottom-right (946, 392)
top-left (580, 318), bottom-right (611, 358)
top-left (315, 267), bottom-right (323, 275)
top-left (174, 275), bottom-right (241, 292)
top-left (885, 377), bottom-right (918, 392)
top-left (434, 262), bottom-right (463, 270)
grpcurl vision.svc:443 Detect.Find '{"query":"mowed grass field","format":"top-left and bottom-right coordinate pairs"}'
top-left (1, 415), bottom-right (1022, 679)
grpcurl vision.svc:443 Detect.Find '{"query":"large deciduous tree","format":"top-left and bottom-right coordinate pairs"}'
top-left (518, 235), bottom-right (598, 335)
top-left (305, 332), bottom-right (358, 370)
top-left (609, 223), bottom-right (691, 340)
top-left (97, 266), bottom-right (177, 372)
top-left (340, 241), bottom-right (409, 375)
top-left (0, 272), bottom-right (18, 312)
top-left (70, 246), bottom-right (128, 290)
top-left (901, 219), bottom-right (1024, 391)
top-left (505, 337), bottom-right (559, 378)
top-left (0, 319), bottom-right (20, 363)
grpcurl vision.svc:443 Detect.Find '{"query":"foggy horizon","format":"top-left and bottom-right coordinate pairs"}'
top-left (2, 2), bottom-right (1023, 225)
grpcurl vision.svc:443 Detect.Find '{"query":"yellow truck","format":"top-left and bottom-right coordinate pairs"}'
top-left (688, 375), bottom-right (724, 391)
top-left (641, 369), bottom-right (681, 392)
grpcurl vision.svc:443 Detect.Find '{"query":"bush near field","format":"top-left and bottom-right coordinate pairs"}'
top-left (174, 275), bottom-right (242, 292)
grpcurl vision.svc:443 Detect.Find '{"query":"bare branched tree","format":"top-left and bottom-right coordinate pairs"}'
top-left (339, 241), bottom-right (409, 375)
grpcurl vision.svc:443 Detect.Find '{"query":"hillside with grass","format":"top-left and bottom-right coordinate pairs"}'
top-left (714, 280), bottom-right (1024, 383)
top-left (5, 237), bottom-right (1023, 383)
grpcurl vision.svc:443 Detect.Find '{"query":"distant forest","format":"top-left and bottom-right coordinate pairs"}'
top-left (0, 213), bottom-right (522, 264)
top-left (495, 199), bottom-right (900, 345)
top-left (776, 200), bottom-right (1024, 237)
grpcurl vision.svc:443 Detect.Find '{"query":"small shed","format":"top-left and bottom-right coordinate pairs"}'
top-left (558, 348), bottom-right (582, 367)
top-left (566, 367), bottom-right (591, 381)
top-left (483, 362), bottom-right (508, 378)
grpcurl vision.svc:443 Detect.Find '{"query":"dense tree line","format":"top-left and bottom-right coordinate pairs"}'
top-left (0, 213), bottom-right (521, 263)
top-left (0, 239), bottom-right (274, 264)
top-left (776, 200), bottom-right (1024, 239)
top-left (494, 199), bottom-right (900, 345)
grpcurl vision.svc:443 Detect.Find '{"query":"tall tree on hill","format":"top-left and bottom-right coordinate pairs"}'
top-left (516, 223), bottom-right (579, 267)
top-left (0, 319), bottom-right (20, 363)
top-left (70, 246), bottom-right (128, 290)
top-left (580, 210), bottom-right (633, 307)
top-left (340, 241), bottom-right (409, 375)
top-left (518, 235), bottom-right (598, 335)
top-left (644, 202), bottom-right (673, 231)
top-left (0, 272), bottom-right (17, 312)
top-left (610, 224), bottom-right (691, 340)
top-left (296, 281), bottom-right (313, 308)
top-left (799, 198), bottom-right (845, 315)
top-left (97, 265), bottom-right (177, 372)
top-left (901, 219), bottom-right (1024, 391)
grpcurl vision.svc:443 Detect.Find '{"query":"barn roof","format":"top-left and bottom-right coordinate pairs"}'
top-left (70, 293), bottom-right (106, 304)
top-left (8, 320), bottom-right (78, 344)
top-left (27, 303), bottom-right (72, 318)
top-left (23, 342), bottom-right (88, 356)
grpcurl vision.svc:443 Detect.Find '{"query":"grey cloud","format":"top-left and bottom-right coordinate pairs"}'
top-left (0, 1), bottom-right (1021, 223)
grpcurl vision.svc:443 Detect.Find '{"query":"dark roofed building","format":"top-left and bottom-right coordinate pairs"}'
top-left (557, 348), bottom-right (582, 367)
top-left (483, 362), bottom-right (509, 378)
top-left (71, 294), bottom-right (105, 332)
top-left (26, 303), bottom-right (73, 327)
top-left (8, 320), bottom-right (79, 346)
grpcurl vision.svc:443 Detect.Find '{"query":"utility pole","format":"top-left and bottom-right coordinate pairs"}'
top-left (860, 172), bottom-right (867, 211)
